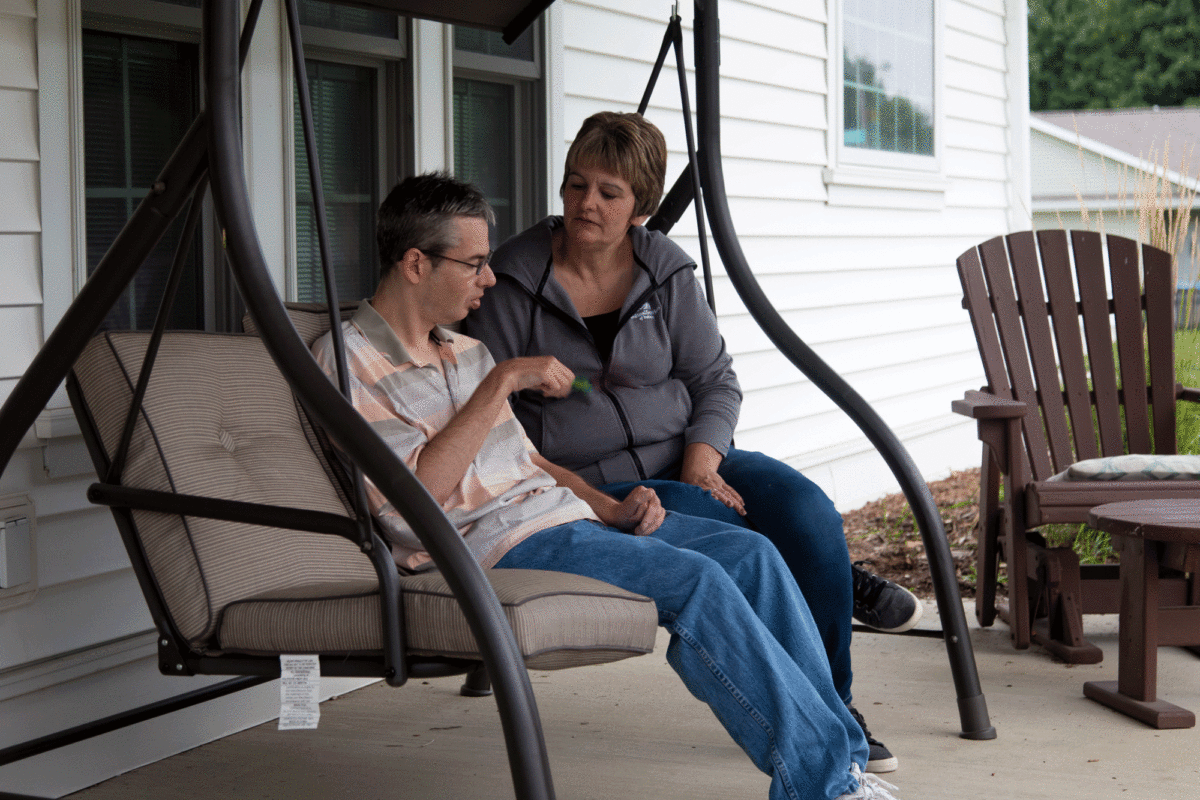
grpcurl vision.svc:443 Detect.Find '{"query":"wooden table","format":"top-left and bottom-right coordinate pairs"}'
top-left (1084, 499), bottom-right (1200, 729)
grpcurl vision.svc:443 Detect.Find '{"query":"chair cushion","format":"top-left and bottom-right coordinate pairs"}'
top-left (73, 332), bottom-right (377, 647)
top-left (218, 568), bottom-right (658, 670)
top-left (241, 301), bottom-right (358, 347)
top-left (1048, 454), bottom-right (1200, 482)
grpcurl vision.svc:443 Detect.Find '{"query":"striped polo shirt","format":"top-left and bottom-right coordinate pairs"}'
top-left (312, 300), bottom-right (597, 571)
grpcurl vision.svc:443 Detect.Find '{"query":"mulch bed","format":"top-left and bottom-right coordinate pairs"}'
top-left (842, 468), bottom-right (982, 599)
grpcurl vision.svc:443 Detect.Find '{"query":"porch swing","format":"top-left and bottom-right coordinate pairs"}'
top-left (0, 1), bottom-right (993, 797)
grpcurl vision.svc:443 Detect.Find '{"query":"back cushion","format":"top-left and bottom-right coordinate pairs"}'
top-left (241, 302), bottom-right (358, 346)
top-left (73, 331), bottom-right (377, 647)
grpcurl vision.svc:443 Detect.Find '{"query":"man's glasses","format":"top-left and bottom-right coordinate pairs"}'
top-left (422, 249), bottom-right (493, 276)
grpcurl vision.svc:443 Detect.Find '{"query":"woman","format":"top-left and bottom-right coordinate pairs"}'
top-left (464, 111), bottom-right (919, 773)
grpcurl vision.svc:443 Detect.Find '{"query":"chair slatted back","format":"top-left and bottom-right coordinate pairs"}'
top-left (1145, 243), bottom-right (1179, 453)
top-left (1110, 235), bottom-right (1152, 454)
top-left (1074, 231), bottom-right (1124, 455)
top-left (1038, 230), bottom-right (1097, 464)
top-left (957, 230), bottom-right (1180, 483)
top-left (1010, 231), bottom-right (1074, 470)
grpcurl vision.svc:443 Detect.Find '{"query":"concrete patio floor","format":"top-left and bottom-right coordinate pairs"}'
top-left (62, 601), bottom-right (1200, 800)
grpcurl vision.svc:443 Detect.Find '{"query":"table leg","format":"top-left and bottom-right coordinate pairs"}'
top-left (1084, 536), bottom-right (1195, 729)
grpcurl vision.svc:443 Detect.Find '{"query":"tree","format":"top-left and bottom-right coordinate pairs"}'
top-left (1029, 0), bottom-right (1200, 110)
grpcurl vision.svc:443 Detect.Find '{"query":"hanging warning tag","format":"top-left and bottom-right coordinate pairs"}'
top-left (278, 654), bottom-right (321, 730)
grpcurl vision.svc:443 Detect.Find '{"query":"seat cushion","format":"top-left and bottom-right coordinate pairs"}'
top-left (218, 568), bottom-right (658, 670)
top-left (1048, 454), bottom-right (1200, 482)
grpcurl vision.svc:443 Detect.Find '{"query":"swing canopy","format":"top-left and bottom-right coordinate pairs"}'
top-left (332, 0), bottom-right (550, 39)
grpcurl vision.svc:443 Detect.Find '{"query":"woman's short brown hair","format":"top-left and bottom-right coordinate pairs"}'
top-left (561, 112), bottom-right (667, 218)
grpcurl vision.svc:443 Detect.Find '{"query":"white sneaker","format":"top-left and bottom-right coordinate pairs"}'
top-left (836, 763), bottom-right (902, 800)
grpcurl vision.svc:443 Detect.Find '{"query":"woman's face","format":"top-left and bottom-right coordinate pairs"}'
top-left (561, 163), bottom-right (648, 251)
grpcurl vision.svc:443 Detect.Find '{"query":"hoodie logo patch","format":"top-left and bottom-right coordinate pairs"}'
top-left (630, 303), bottom-right (657, 321)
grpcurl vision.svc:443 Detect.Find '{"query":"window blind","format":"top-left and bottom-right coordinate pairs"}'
top-left (82, 31), bottom-right (202, 330)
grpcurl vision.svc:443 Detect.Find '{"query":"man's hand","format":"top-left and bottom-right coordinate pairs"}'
top-left (414, 356), bottom-right (571, 504)
top-left (492, 356), bottom-right (575, 398)
top-left (680, 442), bottom-right (746, 515)
top-left (531, 455), bottom-right (664, 536)
top-left (598, 485), bottom-right (665, 536)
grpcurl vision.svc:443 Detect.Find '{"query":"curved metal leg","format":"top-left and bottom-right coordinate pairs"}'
top-left (691, 0), bottom-right (994, 740)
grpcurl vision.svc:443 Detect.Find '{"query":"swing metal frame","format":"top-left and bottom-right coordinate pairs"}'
top-left (0, 1), bottom-right (995, 796)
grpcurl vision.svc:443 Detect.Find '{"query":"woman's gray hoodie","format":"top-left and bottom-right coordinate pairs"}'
top-left (464, 216), bottom-right (741, 486)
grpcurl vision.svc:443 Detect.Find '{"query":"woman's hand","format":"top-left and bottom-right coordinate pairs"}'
top-left (598, 485), bottom-right (665, 536)
top-left (680, 443), bottom-right (746, 516)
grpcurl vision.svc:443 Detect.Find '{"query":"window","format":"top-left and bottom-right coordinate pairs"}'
top-left (293, 1), bottom-right (405, 304)
top-left (297, 0), bottom-right (395, 36)
top-left (842, 0), bottom-right (934, 157)
top-left (79, 0), bottom-right (406, 327)
top-left (825, 0), bottom-right (944, 205)
top-left (82, 27), bottom-right (203, 331)
top-left (829, 0), bottom-right (939, 178)
top-left (453, 26), bottom-right (543, 246)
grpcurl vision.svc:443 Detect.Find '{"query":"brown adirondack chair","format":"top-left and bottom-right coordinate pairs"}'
top-left (953, 229), bottom-right (1200, 663)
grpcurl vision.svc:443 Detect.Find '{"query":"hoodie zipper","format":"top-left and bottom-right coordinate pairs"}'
top-left (519, 256), bottom-right (693, 482)
top-left (600, 385), bottom-right (646, 479)
top-left (528, 292), bottom-right (648, 479)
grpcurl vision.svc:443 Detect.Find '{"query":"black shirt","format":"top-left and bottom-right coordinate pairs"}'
top-left (583, 309), bottom-right (621, 363)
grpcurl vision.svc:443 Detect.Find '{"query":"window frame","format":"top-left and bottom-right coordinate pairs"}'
top-left (280, 9), bottom-right (409, 306)
top-left (65, 0), bottom-right (410, 330)
top-left (824, 0), bottom-right (946, 206)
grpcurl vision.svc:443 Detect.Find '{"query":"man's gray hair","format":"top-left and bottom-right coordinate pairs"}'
top-left (376, 171), bottom-right (495, 275)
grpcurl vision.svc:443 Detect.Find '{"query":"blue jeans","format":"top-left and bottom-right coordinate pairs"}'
top-left (496, 513), bottom-right (867, 800)
top-left (602, 448), bottom-right (855, 703)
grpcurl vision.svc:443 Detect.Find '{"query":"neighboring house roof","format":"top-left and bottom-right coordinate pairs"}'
top-left (1030, 113), bottom-right (1200, 212)
top-left (1033, 108), bottom-right (1200, 177)
top-left (1030, 110), bottom-right (1200, 288)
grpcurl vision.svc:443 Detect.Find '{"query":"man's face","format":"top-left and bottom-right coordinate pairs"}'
top-left (422, 215), bottom-right (496, 324)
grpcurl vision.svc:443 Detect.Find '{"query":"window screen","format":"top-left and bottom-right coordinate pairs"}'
top-left (299, 0), bottom-right (397, 37)
top-left (454, 26), bottom-right (534, 61)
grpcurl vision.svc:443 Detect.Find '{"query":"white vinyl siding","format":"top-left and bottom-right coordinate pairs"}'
top-left (0, 5), bottom-right (163, 794)
top-left (0, 5), bottom-right (41, 411)
top-left (559, 0), bottom-right (1021, 509)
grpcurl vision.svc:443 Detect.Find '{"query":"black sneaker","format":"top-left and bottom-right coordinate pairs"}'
top-left (846, 704), bottom-right (899, 774)
top-left (851, 561), bottom-right (923, 633)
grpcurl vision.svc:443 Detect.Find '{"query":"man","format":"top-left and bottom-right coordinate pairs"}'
top-left (311, 172), bottom-right (902, 800)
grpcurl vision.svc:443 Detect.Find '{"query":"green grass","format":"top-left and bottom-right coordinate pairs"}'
top-left (1045, 328), bottom-right (1200, 564)
top-left (1176, 327), bottom-right (1200, 454)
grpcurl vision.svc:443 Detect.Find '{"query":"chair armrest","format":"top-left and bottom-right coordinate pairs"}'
top-left (87, 482), bottom-right (363, 543)
top-left (952, 390), bottom-right (1027, 419)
